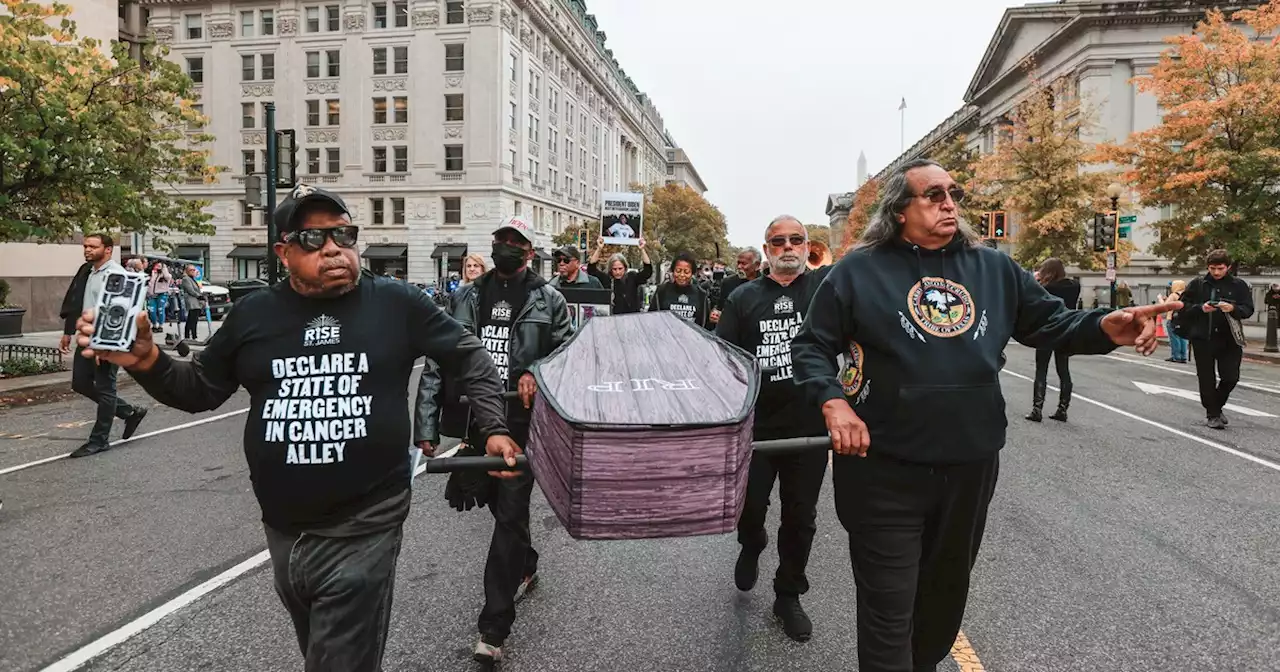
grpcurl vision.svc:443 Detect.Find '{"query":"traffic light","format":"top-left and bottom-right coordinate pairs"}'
top-left (990, 211), bottom-right (1007, 240)
top-left (1092, 212), bottom-right (1118, 252)
top-left (275, 129), bottom-right (297, 188)
top-left (578, 227), bottom-right (589, 252)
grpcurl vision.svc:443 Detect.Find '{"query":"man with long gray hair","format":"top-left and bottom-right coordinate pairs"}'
top-left (716, 215), bottom-right (831, 642)
top-left (792, 158), bottom-right (1179, 672)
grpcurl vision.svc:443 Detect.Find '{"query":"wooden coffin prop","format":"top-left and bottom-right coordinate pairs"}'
top-left (527, 311), bottom-right (759, 541)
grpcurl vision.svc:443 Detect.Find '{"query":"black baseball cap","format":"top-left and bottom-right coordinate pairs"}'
top-left (273, 184), bottom-right (351, 239)
top-left (552, 245), bottom-right (581, 261)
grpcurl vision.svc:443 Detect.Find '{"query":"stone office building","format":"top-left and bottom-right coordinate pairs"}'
top-left (142, 0), bottom-right (695, 284)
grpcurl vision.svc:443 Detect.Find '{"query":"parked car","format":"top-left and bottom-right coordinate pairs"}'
top-left (202, 283), bottom-right (232, 320)
top-left (226, 278), bottom-right (270, 303)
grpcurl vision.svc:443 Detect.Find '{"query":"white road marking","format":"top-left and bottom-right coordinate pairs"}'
top-left (0, 364), bottom-right (427, 477)
top-left (1132, 381), bottom-right (1277, 418)
top-left (39, 440), bottom-right (459, 672)
top-left (1002, 369), bottom-right (1280, 474)
top-left (1103, 354), bottom-right (1280, 395)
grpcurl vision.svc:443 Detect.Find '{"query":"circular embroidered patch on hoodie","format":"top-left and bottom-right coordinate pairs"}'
top-left (906, 277), bottom-right (975, 338)
top-left (840, 341), bottom-right (865, 396)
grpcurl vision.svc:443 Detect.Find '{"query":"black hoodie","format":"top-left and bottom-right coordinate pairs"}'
top-left (1174, 272), bottom-right (1254, 342)
top-left (648, 280), bottom-right (710, 329)
top-left (792, 235), bottom-right (1117, 464)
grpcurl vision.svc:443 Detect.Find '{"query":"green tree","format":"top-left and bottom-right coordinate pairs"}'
top-left (0, 0), bottom-right (223, 244)
top-left (1097, 1), bottom-right (1280, 270)
top-left (970, 73), bottom-right (1119, 269)
top-left (929, 133), bottom-right (1002, 226)
top-left (838, 178), bottom-right (882, 257)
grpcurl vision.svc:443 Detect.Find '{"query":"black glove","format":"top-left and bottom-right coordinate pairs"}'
top-left (444, 442), bottom-right (493, 512)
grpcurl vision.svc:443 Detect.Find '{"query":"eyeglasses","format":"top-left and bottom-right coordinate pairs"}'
top-left (555, 256), bottom-right (574, 265)
top-left (768, 235), bottom-right (807, 248)
top-left (918, 186), bottom-right (965, 205)
top-left (283, 225), bottom-right (359, 252)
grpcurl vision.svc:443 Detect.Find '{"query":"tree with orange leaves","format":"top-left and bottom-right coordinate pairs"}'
top-left (838, 178), bottom-right (881, 257)
top-left (1097, 0), bottom-right (1280, 270)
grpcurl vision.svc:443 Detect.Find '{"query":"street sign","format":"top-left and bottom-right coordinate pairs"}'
top-left (1106, 251), bottom-right (1117, 270)
top-left (1119, 225), bottom-right (1131, 240)
top-left (1106, 268), bottom-right (1116, 281)
top-left (1119, 214), bottom-right (1137, 224)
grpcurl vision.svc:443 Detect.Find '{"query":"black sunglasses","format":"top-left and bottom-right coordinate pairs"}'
top-left (768, 235), bottom-right (807, 248)
top-left (919, 186), bottom-right (965, 205)
top-left (284, 225), bottom-right (359, 252)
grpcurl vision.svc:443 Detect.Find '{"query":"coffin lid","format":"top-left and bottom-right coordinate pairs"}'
top-left (532, 311), bottom-right (758, 428)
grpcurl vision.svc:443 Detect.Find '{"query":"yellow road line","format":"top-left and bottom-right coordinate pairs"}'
top-left (951, 630), bottom-right (986, 672)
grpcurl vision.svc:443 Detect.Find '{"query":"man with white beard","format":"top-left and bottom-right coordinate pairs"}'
top-left (714, 215), bottom-right (832, 642)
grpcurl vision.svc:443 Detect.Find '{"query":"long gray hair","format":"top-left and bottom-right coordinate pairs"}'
top-left (607, 252), bottom-right (629, 271)
top-left (857, 158), bottom-right (983, 250)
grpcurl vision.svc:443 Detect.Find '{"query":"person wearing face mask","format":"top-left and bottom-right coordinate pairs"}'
top-left (647, 252), bottom-right (711, 329)
top-left (715, 216), bottom-right (833, 643)
top-left (414, 215), bottom-right (572, 665)
top-left (585, 236), bottom-right (653, 314)
top-left (791, 159), bottom-right (1180, 672)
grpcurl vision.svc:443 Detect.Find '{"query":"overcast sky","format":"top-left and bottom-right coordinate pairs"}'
top-left (584, 0), bottom-right (1017, 247)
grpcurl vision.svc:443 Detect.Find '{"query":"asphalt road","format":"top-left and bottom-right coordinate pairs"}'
top-left (1, 346), bottom-right (1278, 671)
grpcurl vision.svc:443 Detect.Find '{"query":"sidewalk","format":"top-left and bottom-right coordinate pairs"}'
top-left (0, 319), bottom-right (224, 404)
top-left (1157, 321), bottom-right (1279, 365)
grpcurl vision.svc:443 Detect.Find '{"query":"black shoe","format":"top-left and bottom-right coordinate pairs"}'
top-left (514, 573), bottom-right (538, 603)
top-left (69, 442), bottom-right (110, 458)
top-left (735, 548), bottom-right (761, 591)
top-left (122, 408), bottom-right (148, 440)
top-left (1220, 412), bottom-right (1229, 426)
top-left (1025, 408), bottom-right (1042, 422)
top-left (1049, 408), bottom-right (1068, 422)
top-left (1206, 416), bottom-right (1226, 430)
top-left (772, 596), bottom-right (813, 642)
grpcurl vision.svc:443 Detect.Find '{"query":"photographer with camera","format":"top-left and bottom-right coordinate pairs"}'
top-left (72, 185), bottom-right (519, 672)
top-left (58, 233), bottom-right (148, 458)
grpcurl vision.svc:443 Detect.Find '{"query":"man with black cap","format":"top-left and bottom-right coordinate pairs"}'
top-left (549, 244), bottom-right (602, 289)
top-left (74, 183), bottom-right (519, 672)
top-left (415, 215), bottom-right (572, 665)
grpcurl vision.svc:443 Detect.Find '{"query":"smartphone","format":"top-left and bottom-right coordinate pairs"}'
top-left (89, 270), bottom-right (149, 352)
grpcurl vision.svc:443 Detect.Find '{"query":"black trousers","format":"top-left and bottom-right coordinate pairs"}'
top-left (477, 422), bottom-right (538, 643)
top-left (1031, 347), bottom-right (1072, 409)
top-left (737, 431), bottom-right (828, 597)
top-left (264, 523), bottom-right (404, 672)
top-left (71, 348), bottom-right (136, 447)
top-left (833, 452), bottom-right (999, 672)
top-left (184, 308), bottom-right (200, 339)
top-left (1191, 337), bottom-right (1242, 417)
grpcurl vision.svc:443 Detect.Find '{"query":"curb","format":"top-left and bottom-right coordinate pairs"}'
top-left (0, 344), bottom-right (204, 408)
top-left (1156, 337), bottom-right (1280, 365)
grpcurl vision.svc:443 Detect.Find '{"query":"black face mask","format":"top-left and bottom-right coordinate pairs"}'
top-left (492, 242), bottom-right (526, 275)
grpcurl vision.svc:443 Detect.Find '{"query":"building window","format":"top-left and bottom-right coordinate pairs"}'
top-left (327, 99), bottom-right (340, 125)
top-left (446, 1), bottom-right (464, 24)
top-left (326, 5), bottom-right (340, 30)
top-left (241, 103), bottom-right (255, 129)
top-left (372, 2), bottom-right (388, 29)
top-left (508, 102), bottom-right (517, 130)
top-left (261, 54), bottom-right (274, 80)
top-left (667, 150), bottom-right (676, 161)
top-left (528, 114), bottom-right (538, 143)
top-left (394, 1), bottom-right (408, 27)
top-left (507, 52), bottom-right (518, 82)
top-left (240, 10), bottom-right (254, 37)
top-left (528, 158), bottom-right (539, 182)
top-left (307, 4), bottom-right (340, 32)
top-left (186, 57), bottom-right (203, 84)
top-left (326, 50), bottom-right (340, 77)
top-left (241, 55), bottom-right (255, 81)
top-left (240, 200), bottom-right (253, 227)
top-left (445, 94), bottom-right (463, 122)
top-left (305, 6), bottom-right (320, 32)
top-left (373, 97), bottom-right (387, 124)
top-left (529, 69), bottom-right (540, 97)
top-left (326, 148), bottom-right (340, 173)
top-left (306, 52), bottom-right (321, 78)
top-left (373, 147), bottom-right (387, 173)
top-left (548, 167), bottom-right (558, 189)
top-left (261, 9), bottom-right (274, 35)
top-left (549, 128), bottom-right (558, 151)
top-left (394, 146), bottom-right (408, 172)
top-left (549, 89), bottom-right (558, 114)
top-left (188, 103), bottom-right (203, 130)
top-left (391, 198), bottom-right (405, 225)
top-left (393, 46), bottom-right (408, 74)
top-left (306, 148), bottom-right (320, 174)
top-left (372, 48), bottom-right (387, 75)
top-left (580, 113), bottom-right (586, 134)
top-left (445, 43), bottom-right (464, 72)
top-left (581, 148), bottom-right (587, 172)
top-left (370, 198), bottom-right (385, 225)
top-left (242, 150), bottom-right (256, 175)
top-left (394, 96), bottom-right (408, 123)
top-left (666, 164), bottom-right (674, 175)
top-left (443, 197), bottom-right (461, 225)
top-left (185, 14), bottom-right (202, 40)
top-left (445, 145), bottom-right (463, 172)
top-left (241, 54), bottom-right (273, 81)
top-left (508, 149), bottom-right (517, 167)
top-left (306, 100), bottom-right (320, 126)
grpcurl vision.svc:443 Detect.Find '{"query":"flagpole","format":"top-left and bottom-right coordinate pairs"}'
top-left (899, 97), bottom-right (906, 153)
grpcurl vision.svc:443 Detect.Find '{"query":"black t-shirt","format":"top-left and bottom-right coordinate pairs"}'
top-left (130, 274), bottom-right (508, 536)
top-left (477, 274), bottom-right (529, 385)
top-left (650, 282), bottom-right (708, 329)
top-left (715, 269), bottom-right (828, 438)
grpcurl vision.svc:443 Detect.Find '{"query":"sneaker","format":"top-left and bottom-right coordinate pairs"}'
top-left (514, 573), bottom-right (538, 603)
top-left (69, 442), bottom-right (110, 458)
top-left (735, 548), bottom-right (761, 591)
top-left (772, 596), bottom-right (813, 642)
top-left (474, 638), bottom-right (503, 664)
top-left (122, 408), bottom-right (148, 440)
top-left (1206, 416), bottom-right (1226, 430)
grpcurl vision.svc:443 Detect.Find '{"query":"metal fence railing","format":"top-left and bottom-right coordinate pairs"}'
top-left (0, 344), bottom-right (65, 373)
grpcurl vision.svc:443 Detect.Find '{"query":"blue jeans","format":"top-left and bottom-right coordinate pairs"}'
top-left (264, 523), bottom-right (404, 672)
top-left (147, 294), bottom-right (168, 326)
top-left (1168, 332), bottom-right (1189, 361)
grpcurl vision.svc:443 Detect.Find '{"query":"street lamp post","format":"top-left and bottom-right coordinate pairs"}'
top-left (1105, 183), bottom-right (1123, 308)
